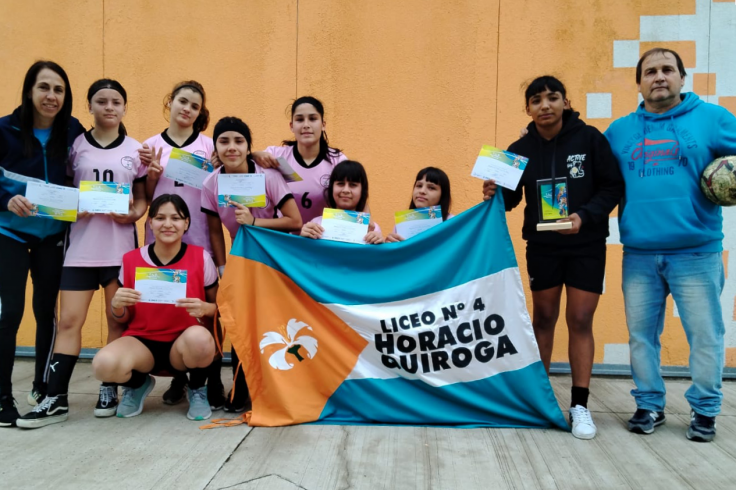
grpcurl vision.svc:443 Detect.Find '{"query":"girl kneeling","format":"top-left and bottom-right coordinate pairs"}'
top-left (92, 194), bottom-right (219, 421)
top-left (300, 160), bottom-right (383, 244)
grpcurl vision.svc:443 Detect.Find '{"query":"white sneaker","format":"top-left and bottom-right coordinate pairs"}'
top-left (569, 405), bottom-right (597, 440)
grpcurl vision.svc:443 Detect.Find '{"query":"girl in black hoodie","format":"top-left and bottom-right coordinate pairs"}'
top-left (484, 76), bottom-right (623, 440)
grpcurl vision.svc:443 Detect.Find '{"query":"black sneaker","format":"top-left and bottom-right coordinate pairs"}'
top-left (208, 381), bottom-right (226, 411)
top-left (16, 395), bottom-right (69, 429)
top-left (687, 411), bottom-right (716, 442)
top-left (27, 384), bottom-right (46, 407)
top-left (0, 395), bottom-right (20, 427)
top-left (224, 388), bottom-right (252, 413)
top-left (94, 385), bottom-right (119, 418)
top-left (162, 374), bottom-right (188, 406)
top-left (627, 408), bottom-right (665, 434)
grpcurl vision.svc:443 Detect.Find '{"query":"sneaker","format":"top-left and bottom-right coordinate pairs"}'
top-left (117, 375), bottom-right (155, 418)
top-left (0, 395), bottom-right (20, 427)
top-left (224, 388), bottom-right (251, 413)
top-left (687, 411), bottom-right (716, 442)
top-left (569, 405), bottom-right (597, 440)
top-left (187, 386), bottom-right (212, 421)
top-left (162, 374), bottom-right (187, 405)
top-left (94, 385), bottom-right (119, 418)
top-left (207, 381), bottom-right (226, 411)
top-left (627, 408), bottom-right (666, 434)
top-left (27, 386), bottom-right (46, 407)
top-left (16, 395), bottom-right (68, 429)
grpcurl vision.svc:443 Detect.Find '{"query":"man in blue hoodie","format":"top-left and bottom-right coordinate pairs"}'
top-left (605, 48), bottom-right (736, 442)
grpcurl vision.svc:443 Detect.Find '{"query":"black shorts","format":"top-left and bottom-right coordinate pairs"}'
top-left (525, 240), bottom-right (606, 294)
top-left (132, 336), bottom-right (182, 375)
top-left (60, 266), bottom-right (120, 291)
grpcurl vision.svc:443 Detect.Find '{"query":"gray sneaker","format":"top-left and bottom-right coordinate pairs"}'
top-left (117, 375), bottom-right (155, 418)
top-left (187, 386), bottom-right (212, 421)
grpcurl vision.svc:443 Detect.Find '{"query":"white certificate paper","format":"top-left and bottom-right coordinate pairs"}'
top-left (395, 206), bottom-right (442, 239)
top-left (163, 148), bottom-right (213, 189)
top-left (320, 208), bottom-right (370, 244)
top-left (276, 157), bottom-right (303, 182)
top-left (135, 268), bottom-right (187, 305)
top-left (471, 145), bottom-right (528, 191)
top-left (218, 173), bottom-right (266, 208)
top-left (24, 181), bottom-right (79, 222)
top-left (78, 181), bottom-right (130, 214)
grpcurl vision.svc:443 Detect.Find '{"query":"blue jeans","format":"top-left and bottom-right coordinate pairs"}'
top-left (622, 252), bottom-right (725, 417)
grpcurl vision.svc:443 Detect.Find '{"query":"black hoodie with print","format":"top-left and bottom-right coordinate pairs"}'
top-left (502, 110), bottom-right (624, 247)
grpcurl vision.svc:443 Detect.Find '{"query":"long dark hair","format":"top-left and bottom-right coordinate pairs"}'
top-left (524, 75), bottom-right (575, 112)
top-left (19, 61), bottom-right (74, 158)
top-left (87, 79), bottom-right (127, 136)
top-left (282, 96), bottom-right (342, 156)
top-left (409, 167), bottom-right (452, 221)
top-left (148, 194), bottom-right (191, 233)
top-left (163, 80), bottom-right (209, 133)
top-left (326, 160), bottom-right (368, 212)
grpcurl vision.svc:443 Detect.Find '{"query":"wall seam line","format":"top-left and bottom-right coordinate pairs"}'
top-left (493, 0), bottom-right (501, 145)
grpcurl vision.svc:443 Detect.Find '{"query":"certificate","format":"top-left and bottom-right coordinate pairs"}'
top-left (320, 208), bottom-right (370, 244)
top-left (24, 181), bottom-right (79, 222)
top-left (276, 157), bottom-right (303, 182)
top-left (395, 206), bottom-right (442, 239)
top-left (78, 181), bottom-right (130, 214)
top-left (163, 148), bottom-right (213, 189)
top-left (135, 268), bottom-right (187, 304)
top-left (217, 173), bottom-right (266, 208)
top-left (471, 145), bottom-right (528, 191)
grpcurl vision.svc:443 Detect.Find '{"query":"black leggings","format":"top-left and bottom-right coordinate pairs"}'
top-left (0, 232), bottom-right (65, 395)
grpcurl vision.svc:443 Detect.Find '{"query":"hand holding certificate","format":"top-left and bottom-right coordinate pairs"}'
top-left (163, 148), bottom-right (213, 189)
top-left (24, 181), bottom-right (79, 222)
top-left (471, 145), bottom-right (528, 191)
top-left (78, 181), bottom-right (130, 214)
top-left (320, 208), bottom-right (370, 244)
top-left (395, 206), bottom-right (442, 239)
top-left (135, 268), bottom-right (188, 304)
top-left (218, 173), bottom-right (266, 208)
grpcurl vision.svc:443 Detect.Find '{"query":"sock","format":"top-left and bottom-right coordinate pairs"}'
top-left (122, 370), bottom-right (147, 389)
top-left (230, 348), bottom-right (246, 388)
top-left (189, 368), bottom-right (208, 389)
top-left (207, 357), bottom-right (223, 386)
top-left (101, 382), bottom-right (117, 388)
top-left (172, 370), bottom-right (189, 385)
top-left (571, 386), bottom-right (590, 408)
top-left (47, 354), bottom-right (79, 396)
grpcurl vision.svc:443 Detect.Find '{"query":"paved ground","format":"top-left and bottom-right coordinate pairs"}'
top-left (2, 359), bottom-right (736, 489)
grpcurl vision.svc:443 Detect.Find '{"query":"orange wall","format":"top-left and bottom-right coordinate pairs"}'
top-left (2, 0), bottom-right (734, 367)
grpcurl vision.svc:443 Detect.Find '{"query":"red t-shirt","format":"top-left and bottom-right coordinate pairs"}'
top-left (121, 243), bottom-right (211, 342)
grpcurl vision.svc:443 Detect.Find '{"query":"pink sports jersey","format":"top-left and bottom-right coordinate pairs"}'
top-left (265, 145), bottom-right (346, 224)
top-left (64, 132), bottom-right (146, 267)
top-left (117, 243), bottom-right (218, 288)
top-left (310, 215), bottom-right (382, 236)
top-left (143, 131), bottom-right (215, 255)
top-left (201, 163), bottom-right (294, 242)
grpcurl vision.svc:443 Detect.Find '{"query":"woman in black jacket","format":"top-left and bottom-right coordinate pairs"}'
top-left (484, 76), bottom-right (623, 440)
top-left (0, 61), bottom-right (84, 427)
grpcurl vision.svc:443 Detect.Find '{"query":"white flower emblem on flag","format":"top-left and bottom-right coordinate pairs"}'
top-left (259, 319), bottom-right (318, 370)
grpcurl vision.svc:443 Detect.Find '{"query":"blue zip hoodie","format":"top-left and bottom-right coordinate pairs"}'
top-left (604, 92), bottom-right (736, 253)
top-left (0, 107), bottom-right (84, 242)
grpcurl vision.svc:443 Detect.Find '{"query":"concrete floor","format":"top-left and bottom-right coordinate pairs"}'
top-left (2, 359), bottom-right (736, 490)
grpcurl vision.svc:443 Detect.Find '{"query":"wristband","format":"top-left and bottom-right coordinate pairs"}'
top-left (111, 305), bottom-right (126, 319)
top-left (252, 216), bottom-right (256, 226)
top-left (218, 265), bottom-right (226, 278)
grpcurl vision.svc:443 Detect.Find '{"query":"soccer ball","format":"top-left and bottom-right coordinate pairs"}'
top-left (700, 156), bottom-right (736, 206)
